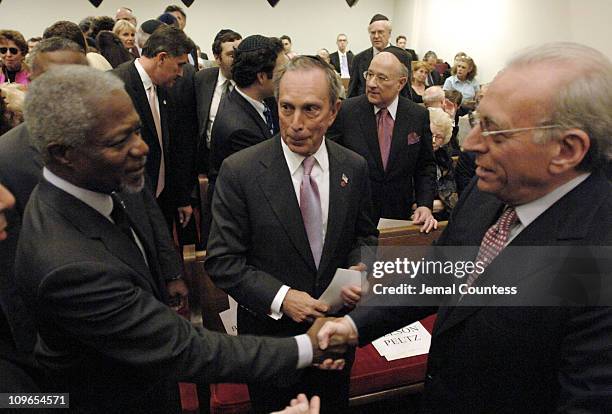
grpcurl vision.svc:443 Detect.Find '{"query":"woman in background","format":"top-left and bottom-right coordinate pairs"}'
top-left (113, 20), bottom-right (137, 55)
top-left (96, 31), bottom-right (133, 68)
top-left (443, 55), bottom-right (479, 107)
top-left (409, 61), bottom-right (430, 103)
top-left (0, 30), bottom-right (29, 86)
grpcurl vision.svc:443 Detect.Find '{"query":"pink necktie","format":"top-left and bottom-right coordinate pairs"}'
top-left (466, 207), bottom-right (518, 287)
top-left (148, 85), bottom-right (165, 197)
top-left (377, 108), bottom-right (393, 170)
top-left (300, 156), bottom-right (323, 268)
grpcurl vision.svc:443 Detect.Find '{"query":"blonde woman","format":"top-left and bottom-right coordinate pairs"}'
top-left (409, 60), bottom-right (430, 103)
top-left (113, 19), bottom-right (136, 53)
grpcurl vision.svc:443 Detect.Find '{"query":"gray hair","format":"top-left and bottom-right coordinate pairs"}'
top-left (423, 86), bottom-right (445, 107)
top-left (28, 37), bottom-right (86, 73)
top-left (507, 41), bottom-right (612, 171)
top-left (25, 65), bottom-right (125, 163)
top-left (274, 55), bottom-right (343, 106)
top-left (428, 107), bottom-right (453, 144)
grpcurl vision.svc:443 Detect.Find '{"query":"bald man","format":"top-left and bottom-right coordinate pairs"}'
top-left (328, 51), bottom-right (437, 230)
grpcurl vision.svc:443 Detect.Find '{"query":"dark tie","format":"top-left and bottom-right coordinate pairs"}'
top-left (466, 207), bottom-right (518, 287)
top-left (220, 79), bottom-right (231, 102)
top-left (263, 104), bottom-right (276, 135)
top-left (376, 108), bottom-right (393, 170)
top-left (300, 156), bottom-right (323, 268)
top-left (110, 192), bottom-right (136, 245)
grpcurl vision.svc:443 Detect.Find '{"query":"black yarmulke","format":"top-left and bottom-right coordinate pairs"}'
top-left (237, 35), bottom-right (273, 52)
top-left (383, 46), bottom-right (411, 70)
top-left (141, 19), bottom-right (164, 35)
top-left (369, 13), bottom-right (389, 24)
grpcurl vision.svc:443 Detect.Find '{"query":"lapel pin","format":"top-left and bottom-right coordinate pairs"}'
top-left (163, 99), bottom-right (167, 105)
top-left (341, 174), bottom-right (349, 187)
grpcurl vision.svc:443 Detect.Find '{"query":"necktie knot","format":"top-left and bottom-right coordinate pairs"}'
top-left (495, 207), bottom-right (518, 233)
top-left (302, 156), bottom-right (316, 176)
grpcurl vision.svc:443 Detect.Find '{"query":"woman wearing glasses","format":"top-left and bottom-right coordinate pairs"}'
top-left (0, 30), bottom-right (29, 86)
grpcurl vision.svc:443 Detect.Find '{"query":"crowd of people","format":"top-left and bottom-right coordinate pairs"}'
top-left (1, 4), bottom-right (611, 414)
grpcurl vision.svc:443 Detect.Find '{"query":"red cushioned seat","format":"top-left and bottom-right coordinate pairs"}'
top-left (209, 315), bottom-right (436, 413)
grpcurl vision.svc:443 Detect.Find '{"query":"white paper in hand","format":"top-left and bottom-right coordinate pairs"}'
top-left (318, 268), bottom-right (363, 313)
top-left (219, 296), bottom-right (238, 336)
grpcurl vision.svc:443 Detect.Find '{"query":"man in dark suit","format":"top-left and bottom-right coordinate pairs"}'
top-left (328, 50), bottom-right (437, 229)
top-left (205, 56), bottom-right (379, 412)
top-left (347, 13), bottom-right (392, 98)
top-left (0, 37), bottom-right (89, 354)
top-left (163, 4), bottom-right (198, 71)
top-left (208, 35), bottom-right (286, 195)
top-left (329, 33), bottom-right (353, 79)
top-left (194, 29), bottom-right (242, 175)
top-left (318, 42), bottom-right (612, 413)
top-left (16, 65), bottom-right (341, 414)
top-left (113, 25), bottom-right (196, 230)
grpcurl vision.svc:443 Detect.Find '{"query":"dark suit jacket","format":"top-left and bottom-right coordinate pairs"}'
top-left (328, 95), bottom-right (436, 221)
top-left (194, 66), bottom-right (220, 174)
top-left (113, 61), bottom-right (194, 207)
top-left (16, 179), bottom-right (299, 413)
top-left (0, 123), bottom-right (184, 354)
top-left (209, 88), bottom-right (275, 183)
top-left (351, 172), bottom-right (612, 413)
top-left (205, 137), bottom-right (378, 337)
top-left (329, 50), bottom-right (354, 75)
top-left (347, 48), bottom-right (373, 98)
top-left (0, 124), bottom-right (43, 353)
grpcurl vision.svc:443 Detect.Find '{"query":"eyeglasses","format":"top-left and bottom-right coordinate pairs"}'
top-left (469, 111), bottom-right (562, 137)
top-left (0, 47), bottom-right (20, 55)
top-left (363, 71), bottom-right (393, 83)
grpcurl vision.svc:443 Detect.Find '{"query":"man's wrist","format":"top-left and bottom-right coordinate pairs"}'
top-left (166, 274), bottom-right (182, 282)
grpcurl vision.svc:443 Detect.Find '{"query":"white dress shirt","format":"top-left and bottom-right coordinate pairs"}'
top-left (268, 139), bottom-right (331, 321)
top-left (205, 71), bottom-right (235, 147)
top-left (373, 95), bottom-right (399, 119)
top-left (338, 51), bottom-right (350, 78)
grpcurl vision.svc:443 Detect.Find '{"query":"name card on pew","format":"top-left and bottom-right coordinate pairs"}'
top-left (372, 321), bottom-right (432, 361)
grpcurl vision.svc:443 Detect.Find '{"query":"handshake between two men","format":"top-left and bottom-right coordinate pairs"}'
top-left (285, 264), bottom-right (366, 370)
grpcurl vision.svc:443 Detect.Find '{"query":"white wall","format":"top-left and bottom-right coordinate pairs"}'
top-left (393, 0), bottom-right (611, 84)
top-left (0, 0), bottom-right (395, 58)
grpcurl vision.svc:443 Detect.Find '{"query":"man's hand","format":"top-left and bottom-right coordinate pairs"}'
top-left (343, 263), bottom-right (366, 308)
top-left (177, 205), bottom-right (193, 228)
top-left (282, 289), bottom-right (329, 323)
top-left (167, 279), bottom-right (189, 312)
top-left (412, 206), bottom-right (438, 233)
top-left (306, 317), bottom-right (348, 370)
top-left (317, 317), bottom-right (358, 352)
top-left (271, 394), bottom-right (320, 414)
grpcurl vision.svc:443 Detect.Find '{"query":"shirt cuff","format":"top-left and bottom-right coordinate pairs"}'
top-left (344, 315), bottom-right (359, 338)
top-left (269, 285), bottom-right (290, 320)
top-left (294, 334), bottom-right (313, 369)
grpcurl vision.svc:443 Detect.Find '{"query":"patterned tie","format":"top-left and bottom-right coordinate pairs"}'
top-left (376, 108), bottom-right (393, 170)
top-left (147, 84), bottom-right (165, 197)
top-left (466, 207), bottom-right (518, 287)
top-left (263, 103), bottom-right (276, 135)
top-left (300, 156), bottom-right (323, 268)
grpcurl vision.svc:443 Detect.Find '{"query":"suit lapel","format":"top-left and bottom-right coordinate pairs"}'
top-left (40, 181), bottom-right (162, 299)
top-left (357, 97), bottom-right (384, 174)
top-left (318, 143), bottom-right (349, 277)
top-left (197, 67), bottom-right (218, 137)
top-left (233, 90), bottom-right (272, 139)
top-left (257, 138), bottom-right (316, 271)
top-left (158, 87), bottom-right (171, 154)
top-left (126, 63), bottom-right (158, 145)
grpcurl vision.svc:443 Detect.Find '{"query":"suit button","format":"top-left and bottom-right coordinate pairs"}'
top-left (426, 374), bottom-right (433, 381)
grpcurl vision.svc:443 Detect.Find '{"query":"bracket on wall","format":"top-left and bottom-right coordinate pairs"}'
top-left (182, 0), bottom-right (195, 6)
top-left (346, 0), bottom-right (359, 6)
top-left (88, 0), bottom-right (103, 7)
top-left (267, 0), bottom-right (280, 7)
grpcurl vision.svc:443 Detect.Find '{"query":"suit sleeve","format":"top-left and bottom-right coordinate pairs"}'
top-left (325, 105), bottom-right (345, 146)
top-left (414, 109), bottom-right (437, 209)
top-left (346, 55), bottom-right (363, 98)
top-left (557, 307), bottom-right (612, 412)
top-left (205, 159), bottom-right (287, 315)
top-left (230, 129), bottom-right (269, 154)
top-left (37, 260), bottom-right (299, 385)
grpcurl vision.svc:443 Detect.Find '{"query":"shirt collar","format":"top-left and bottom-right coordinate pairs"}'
top-left (216, 70), bottom-right (234, 88)
top-left (43, 167), bottom-right (114, 219)
top-left (281, 137), bottom-right (329, 176)
top-left (514, 173), bottom-right (591, 228)
top-left (134, 58), bottom-right (154, 90)
top-left (373, 95), bottom-right (399, 120)
top-left (235, 86), bottom-right (266, 119)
